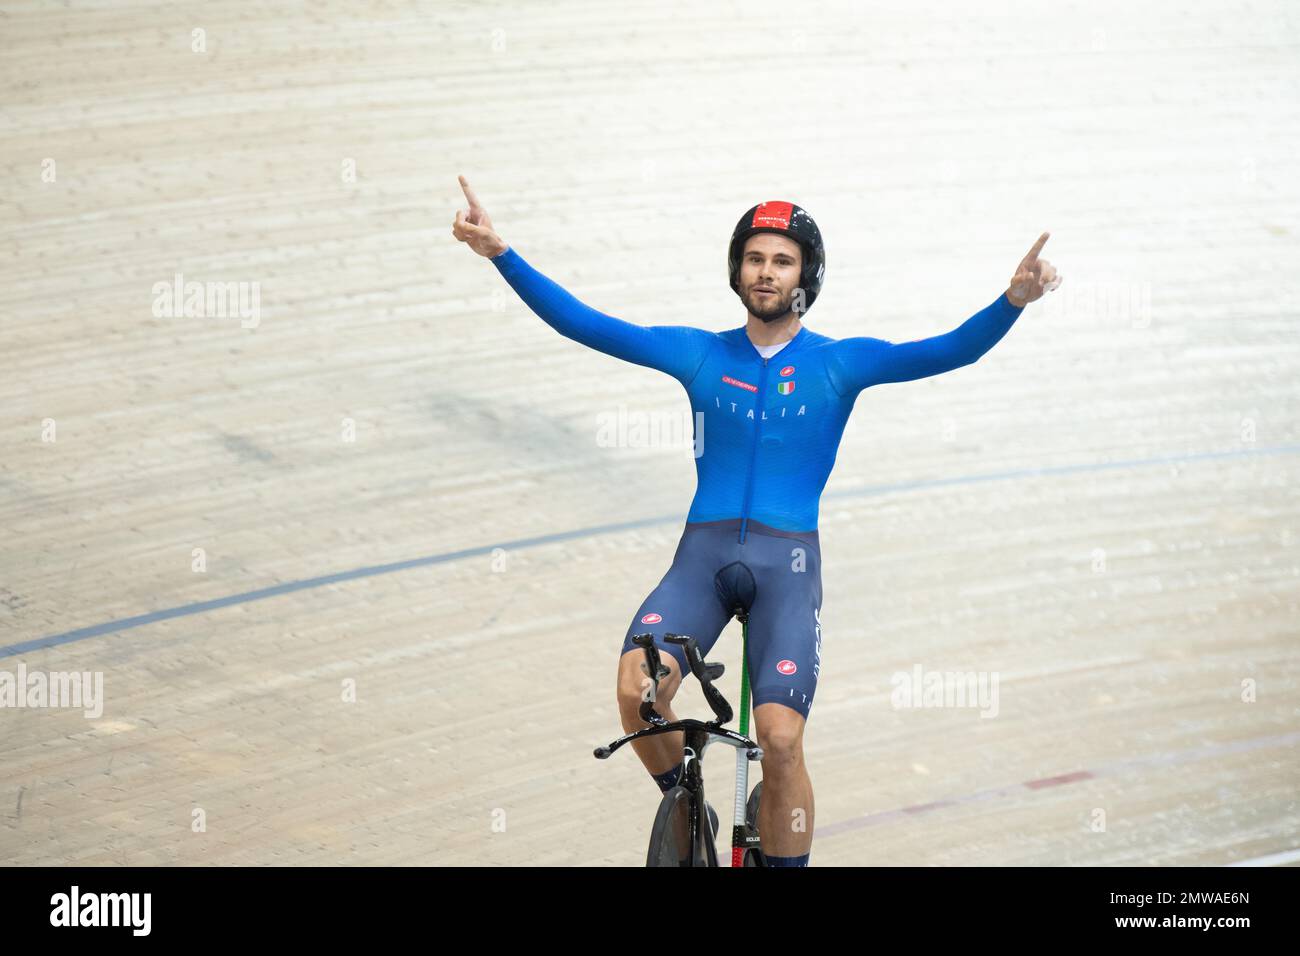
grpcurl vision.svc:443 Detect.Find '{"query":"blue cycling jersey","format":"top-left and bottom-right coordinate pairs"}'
top-left (491, 246), bottom-right (1023, 541)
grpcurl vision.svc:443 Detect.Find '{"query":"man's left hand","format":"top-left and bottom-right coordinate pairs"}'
top-left (1006, 232), bottom-right (1062, 308)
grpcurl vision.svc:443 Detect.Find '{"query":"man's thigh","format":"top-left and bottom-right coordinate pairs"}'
top-left (619, 547), bottom-right (732, 684)
top-left (745, 594), bottom-right (822, 720)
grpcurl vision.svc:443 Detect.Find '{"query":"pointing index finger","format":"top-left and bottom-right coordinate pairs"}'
top-left (1021, 231), bottom-right (1050, 265)
top-left (458, 173), bottom-right (484, 211)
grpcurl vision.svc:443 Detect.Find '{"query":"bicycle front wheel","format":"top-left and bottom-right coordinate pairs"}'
top-left (646, 785), bottom-right (704, 867)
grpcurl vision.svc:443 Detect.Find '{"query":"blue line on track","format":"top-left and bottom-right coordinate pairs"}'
top-left (4, 443), bottom-right (1297, 659)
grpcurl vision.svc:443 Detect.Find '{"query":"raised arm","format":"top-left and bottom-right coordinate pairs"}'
top-left (826, 232), bottom-right (1061, 395)
top-left (453, 174), bottom-right (711, 385)
top-left (826, 292), bottom-right (1024, 394)
top-left (489, 246), bottom-right (712, 384)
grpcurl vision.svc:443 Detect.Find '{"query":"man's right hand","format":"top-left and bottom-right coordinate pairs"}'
top-left (452, 174), bottom-right (508, 258)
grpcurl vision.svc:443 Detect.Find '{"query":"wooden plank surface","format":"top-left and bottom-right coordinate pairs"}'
top-left (1, 0), bottom-right (1296, 865)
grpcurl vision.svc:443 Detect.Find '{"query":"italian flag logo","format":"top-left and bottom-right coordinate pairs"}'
top-left (777, 381), bottom-right (796, 396)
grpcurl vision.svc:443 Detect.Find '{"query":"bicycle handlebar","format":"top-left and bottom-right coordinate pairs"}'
top-left (631, 633), bottom-right (672, 726)
top-left (664, 633), bottom-right (732, 725)
top-left (597, 632), bottom-right (760, 763)
top-left (631, 631), bottom-right (732, 726)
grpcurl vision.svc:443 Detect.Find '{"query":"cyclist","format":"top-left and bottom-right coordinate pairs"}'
top-left (453, 175), bottom-right (1060, 866)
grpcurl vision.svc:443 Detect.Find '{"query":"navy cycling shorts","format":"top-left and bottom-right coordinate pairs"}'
top-left (621, 518), bottom-right (823, 719)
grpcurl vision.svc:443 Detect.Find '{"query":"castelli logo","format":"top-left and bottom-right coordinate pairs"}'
top-left (641, 612), bottom-right (662, 625)
top-left (776, 660), bottom-right (797, 676)
top-left (780, 365), bottom-right (795, 377)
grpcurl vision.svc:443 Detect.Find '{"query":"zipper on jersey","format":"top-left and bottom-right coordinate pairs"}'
top-left (738, 356), bottom-right (770, 545)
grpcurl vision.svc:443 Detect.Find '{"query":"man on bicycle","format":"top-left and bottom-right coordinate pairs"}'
top-left (453, 175), bottom-right (1060, 866)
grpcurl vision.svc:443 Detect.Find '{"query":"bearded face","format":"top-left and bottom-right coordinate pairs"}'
top-left (738, 233), bottom-right (804, 322)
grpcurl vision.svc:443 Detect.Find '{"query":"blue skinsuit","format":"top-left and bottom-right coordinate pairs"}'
top-left (491, 246), bottom-right (1023, 716)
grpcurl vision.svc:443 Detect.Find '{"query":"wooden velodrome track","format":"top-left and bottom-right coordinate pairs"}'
top-left (2, 1), bottom-right (1296, 866)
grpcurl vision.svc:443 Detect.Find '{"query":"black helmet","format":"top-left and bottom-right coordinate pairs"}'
top-left (727, 201), bottom-right (825, 312)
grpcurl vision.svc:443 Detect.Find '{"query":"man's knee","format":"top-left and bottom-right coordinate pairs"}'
top-left (754, 703), bottom-right (806, 771)
top-left (616, 647), bottom-right (681, 720)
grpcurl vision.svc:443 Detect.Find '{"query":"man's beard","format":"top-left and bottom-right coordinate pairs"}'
top-left (748, 287), bottom-right (798, 323)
